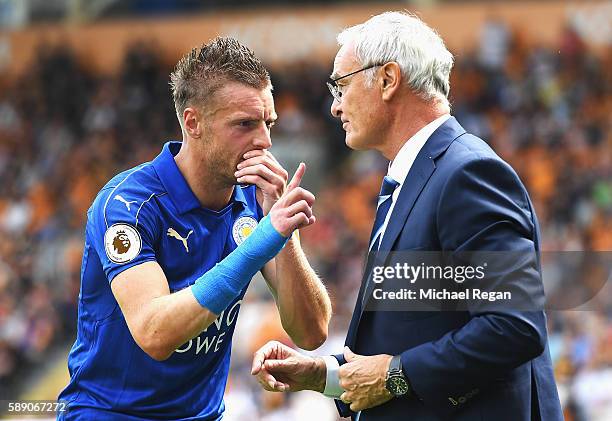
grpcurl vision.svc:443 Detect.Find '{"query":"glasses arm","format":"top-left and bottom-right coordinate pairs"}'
top-left (330, 63), bottom-right (383, 83)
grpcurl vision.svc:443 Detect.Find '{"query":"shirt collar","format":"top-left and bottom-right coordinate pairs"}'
top-left (232, 185), bottom-right (249, 210)
top-left (152, 141), bottom-right (248, 214)
top-left (388, 114), bottom-right (451, 185)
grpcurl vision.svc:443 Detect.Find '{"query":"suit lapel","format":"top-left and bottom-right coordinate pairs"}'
top-left (378, 117), bottom-right (466, 253)
top-left (346, 117), bottom-right (467, 346)
top-left (378, 156), bottom-right (435, 252)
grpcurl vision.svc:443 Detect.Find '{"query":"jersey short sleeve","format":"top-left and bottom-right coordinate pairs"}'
top-left (89, 183), bottom-right (160, 283)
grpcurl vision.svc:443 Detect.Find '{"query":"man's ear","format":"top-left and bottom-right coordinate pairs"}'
top-left (183, 107), bottom-right (202, 139)
top-left (380, 62), bottom-right (402, 102)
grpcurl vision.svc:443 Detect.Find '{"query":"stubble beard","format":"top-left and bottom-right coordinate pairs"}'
top-left (204, 143), bottom-right (239, 188)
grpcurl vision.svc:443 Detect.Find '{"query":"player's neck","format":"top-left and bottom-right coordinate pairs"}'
top-left (174, 143), bottom-right (234, 211)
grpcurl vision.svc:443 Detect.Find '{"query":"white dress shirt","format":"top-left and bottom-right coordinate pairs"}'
top-left (376, 114), bottom-right (451, 250)
top-left (323, 114), bottom-right (451, 400)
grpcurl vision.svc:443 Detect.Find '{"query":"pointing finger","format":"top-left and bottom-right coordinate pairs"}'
top-left (287, 163), bottom-right (306, 191)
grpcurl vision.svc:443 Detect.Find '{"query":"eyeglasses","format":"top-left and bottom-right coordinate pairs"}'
top-left (326, 63), bottom-right (382, 103)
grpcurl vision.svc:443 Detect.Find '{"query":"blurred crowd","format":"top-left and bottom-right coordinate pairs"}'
top-left (0, 19), bottom-right (610, 420)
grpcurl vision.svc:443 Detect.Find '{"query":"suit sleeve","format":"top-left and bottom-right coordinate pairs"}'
top-left (400, 156), bottom-right (548, 416)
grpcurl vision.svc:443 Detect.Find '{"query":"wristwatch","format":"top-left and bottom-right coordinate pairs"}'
top-left (385, 355), bottom-right (411, 398)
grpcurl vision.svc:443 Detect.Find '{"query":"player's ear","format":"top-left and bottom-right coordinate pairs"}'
top-left (183, 107), bottom-right (202, 139)
top-left (380, 62), bottom-right (402, 102)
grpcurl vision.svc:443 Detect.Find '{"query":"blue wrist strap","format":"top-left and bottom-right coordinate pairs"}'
top-left (191, 215), bottom-right (288, 314)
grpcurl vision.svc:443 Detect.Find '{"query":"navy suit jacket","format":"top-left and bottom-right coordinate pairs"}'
top-left (334, 117), bottom-right (562, 420)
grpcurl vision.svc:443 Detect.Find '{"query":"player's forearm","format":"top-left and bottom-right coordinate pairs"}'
top-left (274, 238), bottom-right (331, 350)
top-left (135, 289), bottom-right (218, 361)
top-left (137, 215), bottom-right (291, 360)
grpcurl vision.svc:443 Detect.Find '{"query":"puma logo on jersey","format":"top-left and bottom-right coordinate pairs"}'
top-left (114, 194), bottom-right (137, 211)
top-left (167, 228), bottom-right (194, 253)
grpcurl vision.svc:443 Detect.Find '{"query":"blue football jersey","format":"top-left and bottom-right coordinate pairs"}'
top-left (58, 141), bottom-right (264, 420)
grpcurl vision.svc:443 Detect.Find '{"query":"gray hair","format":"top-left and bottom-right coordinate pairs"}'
top-left (337, 11), bottom-right (453, 106)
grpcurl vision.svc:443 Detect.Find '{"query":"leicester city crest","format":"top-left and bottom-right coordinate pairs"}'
top-left (232, 216), bottom-right (258, 245)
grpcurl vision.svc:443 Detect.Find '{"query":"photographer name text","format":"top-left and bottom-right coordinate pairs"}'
top-left (372, 288), bottom-right (511, 302)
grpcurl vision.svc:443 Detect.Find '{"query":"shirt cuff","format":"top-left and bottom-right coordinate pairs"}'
top-left (322, 355), bottom-right (344, 398)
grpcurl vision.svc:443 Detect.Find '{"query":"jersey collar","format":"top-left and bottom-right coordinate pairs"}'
top-left (152, 141), bottom-right (248, 214)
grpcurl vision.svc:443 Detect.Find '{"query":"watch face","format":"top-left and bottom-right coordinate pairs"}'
top-left (389, 376), bottom-right (409, 396)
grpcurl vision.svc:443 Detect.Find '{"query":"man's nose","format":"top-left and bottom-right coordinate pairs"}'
top-left (253, 125), bottom-right (272, 149)
top-left (330, 98), bottom-right (341, 118)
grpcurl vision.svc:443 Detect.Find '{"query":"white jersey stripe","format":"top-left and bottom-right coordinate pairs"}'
top-left (102, 163), bottom-right (151, 228)
top-left (135, 192), bottom-right (167, 228)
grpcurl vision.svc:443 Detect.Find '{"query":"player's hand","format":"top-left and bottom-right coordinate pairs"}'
top-left (338, 347), bottom-right (393, 412)
top-left (267, 163), bottom-right (315, 237)
top-left (235, 150), bottom-right (288, 215)
top-left (251, 340), bottom-right (326, 393)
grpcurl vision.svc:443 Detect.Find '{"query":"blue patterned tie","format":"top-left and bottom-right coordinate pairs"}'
top-left (369, 176), bottom-right (400, 250)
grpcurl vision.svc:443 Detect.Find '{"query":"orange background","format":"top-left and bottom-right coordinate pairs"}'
top-left (0, 0), bottom-right (609, 79)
